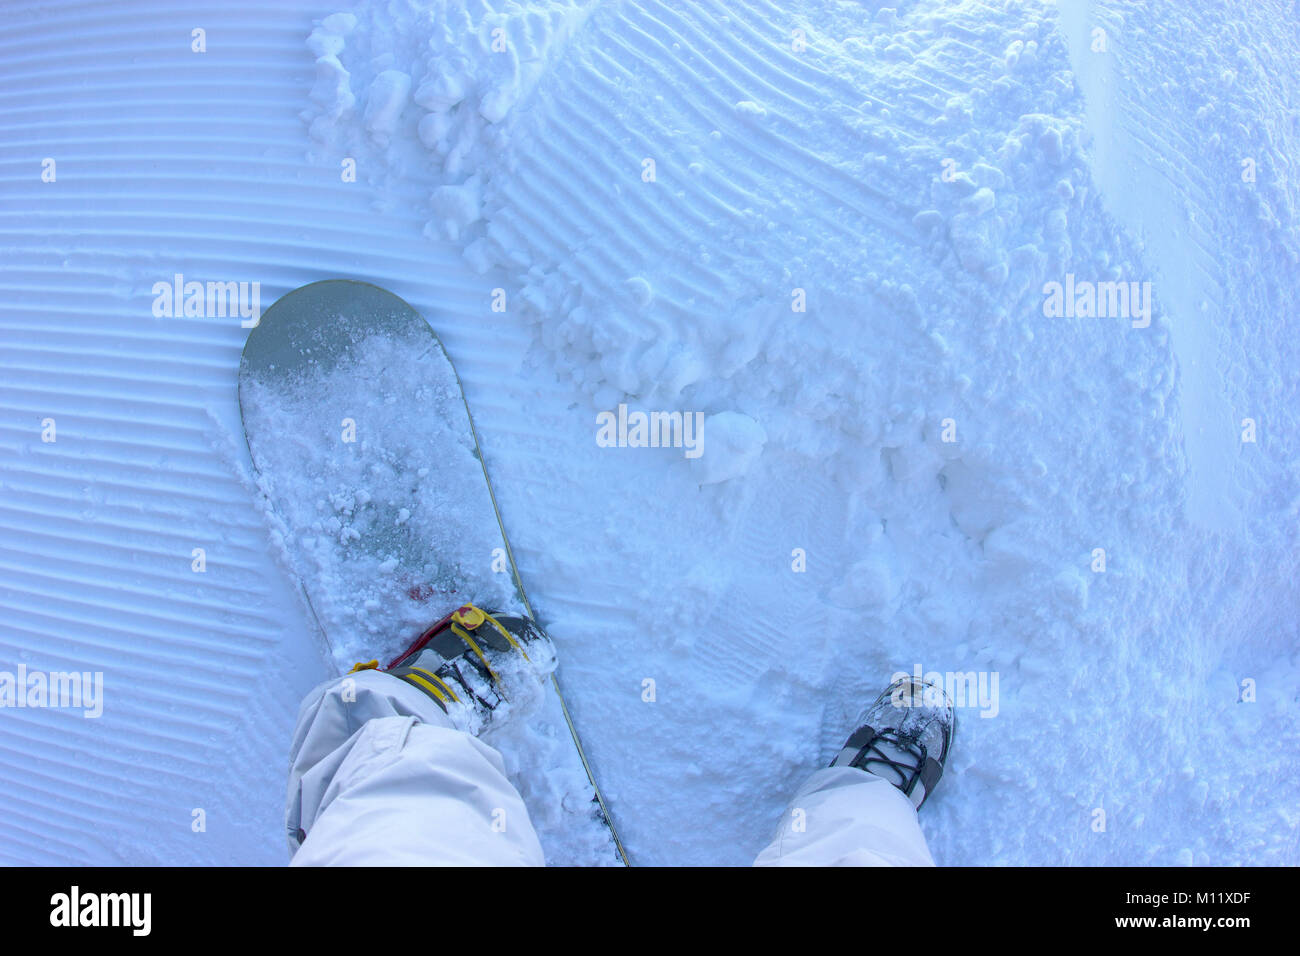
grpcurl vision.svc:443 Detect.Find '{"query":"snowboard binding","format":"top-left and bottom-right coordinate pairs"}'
top-left (831, 676), bottom-right (957, 810)
top-left (351, 604), bottom-right (556, 733)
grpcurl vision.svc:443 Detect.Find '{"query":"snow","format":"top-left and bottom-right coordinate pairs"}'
top-left (362, 69), bottom-right (412, 144)
top-left (1, 0), bottom-right (1297, 866)
top-left (691, 411), bottom-right (766, 485)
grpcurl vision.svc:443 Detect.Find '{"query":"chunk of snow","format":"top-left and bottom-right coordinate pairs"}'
top-left (430, 180), bottom-right (482, 240)
top-left (692, 412), bottom-right (766, 484)
top-left (364, 70), bottom-right (412, 140)
top-left (321, 12), bottom-right (357, 35)
top-left (309, 55), bottom-right (354, 116)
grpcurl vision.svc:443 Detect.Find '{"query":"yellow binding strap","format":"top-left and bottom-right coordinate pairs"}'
top-left (481, 609), bottom-right (530, 662)
top-left (453, 604), bottom-right (530, 662)
top-left (450, 622), bottom-right (503, 687)
top-left (401, 670), bottom-right (450, 706)
top-left (409, 666), bottom-right (460, 703)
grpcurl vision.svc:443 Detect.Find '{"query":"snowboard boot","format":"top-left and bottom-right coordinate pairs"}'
top-left (831, 676), bottom-right (956, 809)
top-left (350, 603), bottom-right (556, 734)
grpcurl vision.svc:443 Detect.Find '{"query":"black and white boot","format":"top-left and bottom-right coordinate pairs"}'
top-left (831, 677), bottom-right (957, 809)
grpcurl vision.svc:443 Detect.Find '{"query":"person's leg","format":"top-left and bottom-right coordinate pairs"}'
top-left (754, 677), bottom-right (956, 867)
top-left (753, 766), bottom-right (934, 866)
top-left (286, 668), bottom-right (545, 866)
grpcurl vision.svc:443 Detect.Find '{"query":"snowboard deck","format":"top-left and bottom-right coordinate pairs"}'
top-left (238, 279), bottom-right (627, 865)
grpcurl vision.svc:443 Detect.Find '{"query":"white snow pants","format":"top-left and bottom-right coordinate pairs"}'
top-left (286, 671), bottom-right (935, 866)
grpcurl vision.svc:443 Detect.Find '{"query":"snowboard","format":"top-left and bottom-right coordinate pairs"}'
top-left (238, 279), bottom-right (627, 865)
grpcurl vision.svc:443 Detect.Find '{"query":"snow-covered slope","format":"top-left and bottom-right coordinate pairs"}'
top-left (1, 0), bottom-right (1296, 865)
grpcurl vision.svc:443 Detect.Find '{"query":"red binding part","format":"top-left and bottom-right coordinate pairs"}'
top-left (382, 605), bottom-right (476, 670)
